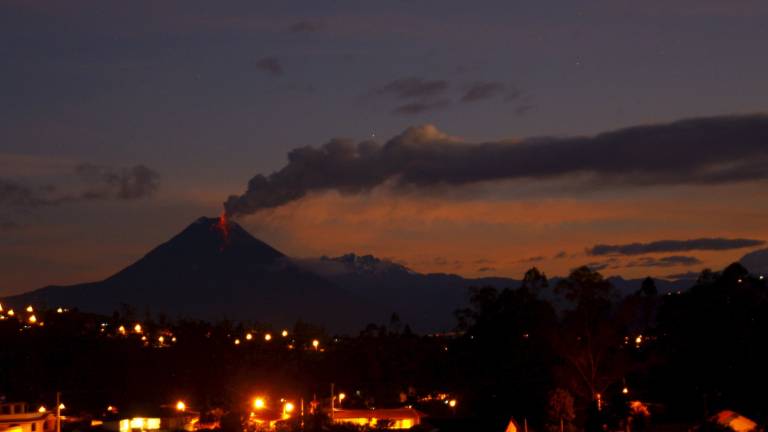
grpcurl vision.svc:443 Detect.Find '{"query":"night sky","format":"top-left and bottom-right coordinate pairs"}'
top-left (2, 0), bottom-right (768, 295)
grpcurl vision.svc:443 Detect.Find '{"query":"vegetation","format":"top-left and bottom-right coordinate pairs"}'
top-left (1, 263), bottom-right (766, 430)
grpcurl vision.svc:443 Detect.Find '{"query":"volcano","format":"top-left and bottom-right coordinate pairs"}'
top-left (5, 217), bottom-right (373, 331)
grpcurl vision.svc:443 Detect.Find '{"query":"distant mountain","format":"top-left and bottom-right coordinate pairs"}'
top-left (3, 218), bottom-right (701, 333)
top-left (4, 217), bottom-right (373, 331)
top-left (296, 253), bottom-right (696, 331)
top-left (740, 248), bottom-right (768, 276)
top-left (296, 253), bottom-right (518, 332)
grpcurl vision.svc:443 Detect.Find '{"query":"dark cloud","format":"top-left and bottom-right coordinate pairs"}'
top-left (392, 99), bottom-right (451, 115)
top-left (586, 262), bottom-right (611, 271)
top-left (375, 77), bottom-right (450, 100)
top-left (0, 179), bottom-right (58, 207)
top-left (0, 220), bottom-right (20, 231)
top-left (554, 251), bottom-right (568, 259)
top-left (517, 255), bottom-right (545, 263)
top-left (256, 57), bottom-right (284, 76)
top-left (224, 114), bottom-right (768, 217)
top-left (289, 20), bottom-right (323, 33)
top-left (625, 255), bottom-right (703, 268)
top-left (0, 164), bottom-right (159, 209)
top-left (461, 81), bottom-right (506, 102)
top-left (477, 267), bottom-right (496, 273)
top-left (75, 164), bottom-right (160, 200)
top-left (665, 271), bottom-right (700, 280)
top-left (515, 104), bottom-right (535, 116)
top-left (589, 237), bottom-right (765, 256)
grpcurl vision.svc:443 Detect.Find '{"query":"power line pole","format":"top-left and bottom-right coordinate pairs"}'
top-left (330, 383), bottom-right (335, 420)
top-left (55, 392), bottom-right (61, 432)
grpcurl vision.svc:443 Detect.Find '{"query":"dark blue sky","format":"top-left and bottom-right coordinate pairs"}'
top-left (2, 0), bottom-right (767, 293)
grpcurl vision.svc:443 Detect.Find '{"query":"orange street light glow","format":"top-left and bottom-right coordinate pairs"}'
top-left (253, 398), bottom-right (265, 410)
top-left (134, 324), bottom-right (142, 334)
top-left (7, 309), bottom-right (15, 316)
top-left (264, 333), bottom-right (272, 341)
top-left (234, 339), bottom-right (241, 345)
top-left (38, 406), bottom-right (47, 413)
top-left (448, 399), bottom-right (457, 408)
top-left (26, 305), bottom-right (34, 313)
top-left (281, 330), bottom-right (288, 337)
top-left (118, 325), bottom-right (126, 335)
top-left (176, 401), bottom-right (186, 412)
top-left (245, 333), bottom-right (253, 341)
top-left (312, 339), bottom-right (320, 349)
top-left (58, 404), bottom-right (65, 410)
top-left (28, 314), bottom-right (37, 324)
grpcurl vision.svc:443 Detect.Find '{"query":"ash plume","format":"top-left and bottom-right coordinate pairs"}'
top-left (224, 114), bottom-right (768, 218)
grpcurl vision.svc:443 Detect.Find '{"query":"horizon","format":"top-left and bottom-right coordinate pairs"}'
top-left (3, 213), bottom-right (743, 298)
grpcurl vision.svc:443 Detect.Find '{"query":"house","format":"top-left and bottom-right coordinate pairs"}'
top-left (332, 408), bottom-right (425, 430)
top-left (0, 403), bottom-right (55, 432)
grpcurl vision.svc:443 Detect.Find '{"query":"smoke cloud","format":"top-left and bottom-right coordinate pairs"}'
top-left (224, 114), bottom-right (768, 217)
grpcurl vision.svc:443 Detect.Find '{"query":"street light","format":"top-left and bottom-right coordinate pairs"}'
top-left (245, 333), bottom-right (253, 341)
top-left (134, 324), bottom-right (142, 334)
top-left (38, 406), bottom-right (47, 413)
top-left (253, 398), bottom-right (265, 410)
top-left (281, 330), bottom-right (289, 337)
top-left (176, 401), bottom-right (186, 412)
top-left (264, 333), bottom-right (272, 342)
top-left (283, 402), bottom-right (295, 416)
top-left (312, 339), bottom-right (320, 350)
top-left (26, 305), bottom-right (34, 313)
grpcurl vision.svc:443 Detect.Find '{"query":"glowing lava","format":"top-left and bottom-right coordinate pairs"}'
top-left (217, 212), bottom-right (230, 249)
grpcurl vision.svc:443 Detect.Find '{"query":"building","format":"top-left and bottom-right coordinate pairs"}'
top-left (0, 403), bottom-right (55, 432)
top-left (100, 407), bottom-right (199, 432)
top-left (332, 408), bottom-right (425, 430)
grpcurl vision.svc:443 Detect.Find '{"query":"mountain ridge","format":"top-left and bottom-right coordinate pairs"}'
top-left (4, 217), bottom-right (704, 333)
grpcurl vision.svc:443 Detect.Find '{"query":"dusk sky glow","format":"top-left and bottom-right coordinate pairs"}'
top-left (2, 0), bottom-right (768, 294)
